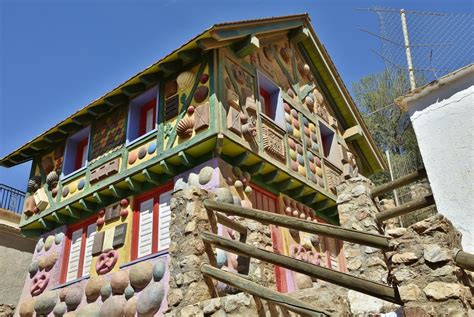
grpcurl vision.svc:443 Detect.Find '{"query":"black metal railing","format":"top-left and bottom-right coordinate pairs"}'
top-left (0, 184), bottom-right (25, 214)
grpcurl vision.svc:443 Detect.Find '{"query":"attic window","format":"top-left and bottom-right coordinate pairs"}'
top-left (62, 126), bottom-right (91, 177)
top-left (319, 123), bottom-right (342, 167)
top-left (127, 86), bottom-right (158, 143)
top-left (258, 72), bottom-right (284, 126)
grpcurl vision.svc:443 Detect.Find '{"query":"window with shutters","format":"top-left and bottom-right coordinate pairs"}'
top-left (131, 183), bottom-right (173, 260)
top-left (126, 86), bottom-right (158, 144)
top-left (61, 216), bottom-right (97, 283)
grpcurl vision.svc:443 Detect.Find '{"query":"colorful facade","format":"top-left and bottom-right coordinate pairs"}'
top-left (0, 14), bottom-right (385, 316)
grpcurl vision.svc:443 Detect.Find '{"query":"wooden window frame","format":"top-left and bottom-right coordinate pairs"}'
top-left (60, 214), bottom-right (97, 283)
top-left (131, 182), bottom-right (173, 261)
top-left (259, 87), bottom-right (273, 119)
top-left (138, 99), bottom-right (157, 137)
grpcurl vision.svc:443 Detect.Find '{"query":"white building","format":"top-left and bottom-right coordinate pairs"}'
top-left (396, 64), bottom-right (474, 253)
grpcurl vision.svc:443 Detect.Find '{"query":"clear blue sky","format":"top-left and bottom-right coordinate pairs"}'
top-left (0, 0), bottom-right (471, 191)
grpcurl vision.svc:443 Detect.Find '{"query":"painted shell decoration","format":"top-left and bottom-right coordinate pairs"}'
top-left (280, 47), bottom-right (291, 63)
top-left (263, 46), bottom-right (273, 61)
top-left (46, 171), bottom-right (59, 186)
top-left (177, 71), bottom-right (194, 92)
top-left (176, 117), bottom-right (195, 138)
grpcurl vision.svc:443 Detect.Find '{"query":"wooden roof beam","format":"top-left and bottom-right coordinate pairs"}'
top-left (121, 83), bottom-right (147, 97)
top-left (178, 48), bottom-right (202, 64)
top-left (232, 34), bottom-right (260, 58)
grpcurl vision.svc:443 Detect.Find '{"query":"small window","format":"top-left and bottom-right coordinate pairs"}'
top-left (61, 217), bottom-right (97, 282)
top-left (131, 183), bottom-right (172, 260)
top-left (127, 86), bottom-right (158, 143)
top-left (258, 72), bottom-right (284, 125)
top-left (63, 126), bottom-right (90, 176)
top-left (319, 123), bottom-right (342, 167)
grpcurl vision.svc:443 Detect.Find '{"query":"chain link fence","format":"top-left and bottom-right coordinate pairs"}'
top-left (362, 7), bottom-right (473, 88)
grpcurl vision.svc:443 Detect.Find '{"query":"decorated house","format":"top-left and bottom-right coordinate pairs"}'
top-left (1, 14), bottom-right (386, 316)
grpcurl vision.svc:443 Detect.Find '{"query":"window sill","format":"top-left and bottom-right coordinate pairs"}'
top-left (52, 275), bottom-right (90, 290)
top-left (120, 249), bottom-right (169, 269)
top-left (126, 129), bottom-right (157, 148)
top-left (60, 165), bottom-right (87, 182)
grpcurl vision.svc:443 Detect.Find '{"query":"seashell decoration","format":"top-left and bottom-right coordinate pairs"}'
top-left (46, 171), bottom-right (59, 187)
top-left (280, 47), bottom-right (291, 63)
top-left (263, 46), bottom-right (273, 61)
top-left (177, 71), bottom-right (194, 92)
top-left (176, 117), bottom-right (195, 139)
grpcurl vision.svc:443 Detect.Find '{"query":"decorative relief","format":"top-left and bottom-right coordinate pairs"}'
top-left (326, 165), bottom-right (342, 195)
top-left (90, 106), bottom-right (127, 160)
top-left (90, 158), bottom-right (120, 184)
top-left (262, 121), bottom-right (286, 163)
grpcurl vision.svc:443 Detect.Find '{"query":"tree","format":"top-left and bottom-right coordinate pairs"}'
top-left (352, 69), bottom-right (418, 156)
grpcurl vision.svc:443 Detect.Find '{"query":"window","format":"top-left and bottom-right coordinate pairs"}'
top-left (62, 126), bottom-right (90, 176)
top-left (131, 183), bottom-right (172, 260)
top-left (319, 123), bottom-right (342, 168)
top-left (127, 86), bottom-right (158, 143)
top-left (61, 217), bottom-right (97, 282)
top-left (258, 72), bottom-right (284, 125)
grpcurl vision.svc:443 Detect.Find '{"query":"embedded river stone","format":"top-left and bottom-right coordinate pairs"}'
top-left (19, 298), bottom-right (35, 317)
top-left (111, 270), bottom-right (129, 294)
top-left (39, 251), bottom-right (58, 270)
top-left (153, 261), bottom-right (166, 282)
top-left (55, 232), bottom-right (64, 245)
top-left (85, 276), bottom-right (105, 302)
top-left (76, 302), bottom-right (100, 317)
top-left (65, 286), bottom-right (83, 309)
top-left (44, 235), bottom-right (55, 251)
top-left (100, 295), bottom-right (126, 317)
top-left (124, 285), bottom-right (135, 300)
top-left (198, 166), bottom-right (214, 185)
top-left (36, 238), bottom-right (44, 253)
top-left (215, 187), bottom-right (233, 204)
top-left (53, 302), bottom-right (67, 317)
top-left (28, 260), bottom-right (39, 276)
top-left (129, 261), bottom-right (153, 289)
top-left (136, 282), bottom-right (165, 315)
top-left (123, 296), bottom-right (138, 317)
top-left (34, 290), bottom-right (58, 315)
top-left (100, 283), bottom-right (112, 300)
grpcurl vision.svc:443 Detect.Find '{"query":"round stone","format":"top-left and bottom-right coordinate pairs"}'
top-left (243, 171), bottom-right (251, 182)
top-left (29, 260), bottom-right (39, 276)
top-left (232, 195), bottom-right (242, 206)
top-left (70, 185), bottom-right (77, 194)
top-left (215, 187), bottom-right (233, 204)
top-left (283, 102), bottom-right (291, 113)
top-left (200, 74), bottom-right (209, 84)
top-left (53, 301), bottom-right (67, 317)
top-left (138, 147), bottom-right (147, 160)
top-left (288, 138), bottom-right (296, 150)
top-left (153, 261), bottom-right (166, 282)
top-left (291, 108), bottom-right (298, 119)
top-left (307, 152), bottom-right (314, 161)
top-left (232, 166), bottom-right (243, 178)
top-left (36, 238), bottom-right (44, 252)
top-left (129, 261), bottom-right (153, 290)
top-left (62, 186), bottom-right (70, 197)
top-left (124, 285), bottom-right (135, 300)
top-left (128, 152), bottom-right (137, 165)
top-left (297, 154), bottom-right (305, 165)
top-left (284, 113), bottom-right (292, 123)
top-left (55, 232), bottom-right (64, 245)
top-left (295, 273), bottom-right (313, 289)
top-left (198, 166), bottom-right (214, 185)
top-left (85, 276), bottom-right (105, 303)
top-left (123, 296), bottom-right (137, 317)
top-left (100, 283), bottom-right (112, 300)
top-left (147, 141), bottom-right (157, 154)
top-left (188, 173), bottom-right (199, 187)
top-left (216, 250), bottom-right (227, 268)
top-left (100, 295), bottom-right (126, 317)
top-left (311, 143), bottom-right (320, 152)
top-left (64, 312), bottom-right (76, 317)
top-left (194, 86), bottom-right (209, 103)
top-left (65, 286), bottom-right (83, 309)
top-left (77, 179), bottom-right (85, 190)
top-left (234, 180), bottom-right (243, 189)
top-left (111, 270), bottom-right (129, 295)
top-left (44, 235), bottom-right (55, 251)
top-left (19, 298), bottom-right (35, 317)
top-left (244, 186), bottom-right (252, 194)
top-left (76, 303), bottom-right (100, 317)
top-left (302, 117), bottom-right (309, 127)
top-left (286, 123), bottom-right (293, 134)
top-left (59, 288), bottom-right (68, 302)
top-left (136, 282), bottom-right (165, 315)
top-left (292, 119), bottom-right (300, 130)
top-left (34, 290), bottom-right (58, 315)
top-left (39, 251), bottom-right (58, 270)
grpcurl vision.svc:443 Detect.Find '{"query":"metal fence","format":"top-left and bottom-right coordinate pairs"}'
top-left (0, 183), bottom-right (26, 214)
top-left (360, 7), bottom-right (473, 89)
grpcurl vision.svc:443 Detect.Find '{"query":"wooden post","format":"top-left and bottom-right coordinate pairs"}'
top-left (454, 249), bottom-right (474, 272)
top-left (375, 194), bottom-right (435, 222)
top-left (369, 168), bottom-right (426, 198)
top-left (201, 232), bottom-right (401, 304)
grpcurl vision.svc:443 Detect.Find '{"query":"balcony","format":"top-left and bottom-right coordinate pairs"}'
top-left (0, 184), bottom-right (25, 214)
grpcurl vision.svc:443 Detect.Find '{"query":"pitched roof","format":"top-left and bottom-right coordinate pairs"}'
top-left (0, 14), bottom-right (386, 173)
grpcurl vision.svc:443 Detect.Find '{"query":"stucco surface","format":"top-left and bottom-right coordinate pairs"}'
top-left (408, 84), bottom-right (474, 253)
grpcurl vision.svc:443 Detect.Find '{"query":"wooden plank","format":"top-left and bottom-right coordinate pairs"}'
top-left (262, 170), bottom-right (280, 184)
top-left (121, 83), bottom-right (147, 96)
top-left (125, 177), bottom-right (142, 192)
top-left (159, 60), bottom-right (183, 75)
top-left (178, 151), bottom-right (195, 167)
top-left (232, 34), bottom-right (260, 58)
top-left (178, 48), bottom-right (202, 63)
top-left (203, 200), bottom-right (390, 250)
top-left (289, 26), bottom-right (310, 43)
top-left (375, 194), bottom-right (435, 222)
top-left (252, 296), bottom-right (266, 317)
top-left (201, 264), bottom-right (330, 316)
top-left (201, 233), bottom-right (400, 304)
top-left (65, 206), bottom-right (80, 219)
top-left (139, 71), bottom-right (162, 85)
top-left (454, 249), bottom-right (474, 272)
top-left (246, 161), bottom-right (265, 175)
top-left (108, 184), bottom-right (126, 198)
top-left (159, 160), bottom-right (176, 175)
top-left (79, 199), bottom-right (98, 212)
top-left (370, 168), bottom-right (426, 198)
top-left (215, 212), bottom-right (247, 234)
top-left (50, 212), bottom-right (68, 224)
top-left (142, 169), bottom-right (160, 185)
top-left (104, 93), bottom-right (128, 107)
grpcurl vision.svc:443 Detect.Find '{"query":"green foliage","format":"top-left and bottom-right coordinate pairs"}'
top-left (352, 70), bottom-right (419, 156)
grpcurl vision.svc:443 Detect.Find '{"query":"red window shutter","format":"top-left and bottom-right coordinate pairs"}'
top-left (139, 99), bottom-right (157, 136)
top-left (75, 138), bottom-right (89, 170)
top-left (260, 88), bottom-right (272, 118)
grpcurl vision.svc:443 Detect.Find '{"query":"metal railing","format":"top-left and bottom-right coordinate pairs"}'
top-left (0, 183), bottom-right (26, 214)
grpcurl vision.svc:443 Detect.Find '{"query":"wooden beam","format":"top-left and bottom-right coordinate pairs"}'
top-left (201, 264), bottom-right (330, 316)
top-left (196, 38), bottom-right (234, 50)
top-left (93, 192), bottom-right (109, 206)
top-left (454, 249), bottom-right (474, 272)
top-left (201, 233), bottom-right (400, 304)
top-left (289, 26), bottom-right (310, 43)
top-left (178, 151), bottom-right (195, 167)
top-left (65, 206), bottom-right (80, 219)
top-left (343, 125), bottom-right (364, 142)
top-left (159, 60), bottom-right (183, 75)
top-left (38, 218), bottom-right (55, 230)
top-left (275, 178), bottom-right (295, 191)
top-left (108, 184), bottom-right (126, 198)
top-left (370, 168), bottom-right (427, 198)
top-left (178, 48), bottom-right (202, 63)
top-left (376, 194), bottom-right (435, 222)
top-left (215, 212), bottom-right (247, 235)
top-left (21, 229), bottom-right (45, 238)
top-left (104, 93), bottom-right (129, 107)
top-left (232, 35), bottom-right (260, 58)
top-left (139, 71), bottom-right (162, 85)
top-left (203, 200), bottom-right (390, 250)
top-left (142, 169), bottom-right (160, 185)
top-left (43, 131), bottom-right (67, 143)
top-left (121, 83), bottom-right (147, 96)
top-left (125, 177), bottom-right (142, 192)
top-left (246, 161), bottom-right (264, 175)
top-left (302, 192), bottom-right (318, 205)
top-left (287, 186), bottom-right (305, 198)
top-left (57, 122), bottom-right (83, 135)
top-left (79, 198), bottom-right (98, 212)
top-left (50, 212), bottom-right (68, 224)
top-left (230, 152), bottom-right (249, 166)
top-left (72, 113), bottom-right (95, 125)
top-left (313, 199), bottom-right (331, 211)
top-left (30, 140), bottom-right (53, 151)
top-left (262, 170), bottom-right (280, 184)
top-left (159, 160), bottom-right (176, 176)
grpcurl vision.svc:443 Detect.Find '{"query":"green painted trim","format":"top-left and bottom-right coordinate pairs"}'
top-left (211, 20), bottom-right (304, 41)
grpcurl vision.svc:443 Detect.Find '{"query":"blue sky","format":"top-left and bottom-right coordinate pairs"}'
top-left (0, 0), bottom-right (471, 191)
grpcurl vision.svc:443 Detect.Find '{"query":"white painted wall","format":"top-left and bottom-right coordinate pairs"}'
top-left (407, 74), bottom-right (474, 253)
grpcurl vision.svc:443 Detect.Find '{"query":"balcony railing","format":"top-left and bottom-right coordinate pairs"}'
top-left (0, 184), bottom-right (25, 214)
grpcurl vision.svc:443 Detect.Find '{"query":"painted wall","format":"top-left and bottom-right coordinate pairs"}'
top-left (406, 75), bottom-right (473, 253)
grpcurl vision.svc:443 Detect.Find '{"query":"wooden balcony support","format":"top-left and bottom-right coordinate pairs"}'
top-left (370, 168), bottom-right (427, 198)
top-left (454, 249), bottom-right (474, 272)
top-left (375, 194), bottom-right (435, 222)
